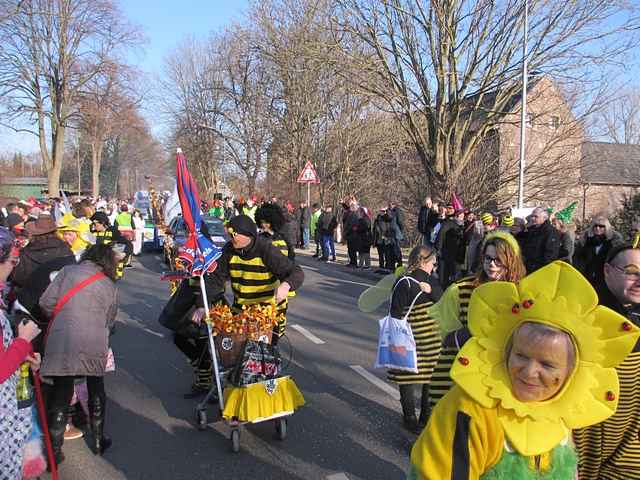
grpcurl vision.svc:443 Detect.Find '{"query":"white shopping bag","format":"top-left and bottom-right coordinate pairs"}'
top-left (373, 277), bottom-right (421, 373)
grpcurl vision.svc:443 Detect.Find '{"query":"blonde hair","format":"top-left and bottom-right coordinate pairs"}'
top-left (586, 216), bottom-right (615, 240)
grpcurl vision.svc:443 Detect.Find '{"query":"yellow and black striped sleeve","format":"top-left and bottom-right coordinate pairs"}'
top-left (409, 386), bottom-right (503, 479)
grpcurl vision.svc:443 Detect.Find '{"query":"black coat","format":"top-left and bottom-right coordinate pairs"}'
top-left (573, 235), bottom-right (619, 288)
top-left (436, 219), bottom-right (465, 264)
top-left (517, 221), bottom-right (561, 273)
top-left (390, 269), bottom-right (443, 318)
top-left (318, 212), bottom-right (338, 236)
top-left (417, 206), bottom-right (438, 235)
top-left (12, 235), bottom-right (73, 288)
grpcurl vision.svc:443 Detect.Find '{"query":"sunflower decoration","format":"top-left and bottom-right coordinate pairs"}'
top-left (207, 303), bottom-right (282, 340)
top-left (451, 261), bottom-right (640, 456)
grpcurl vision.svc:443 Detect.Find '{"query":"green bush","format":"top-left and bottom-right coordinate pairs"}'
top-left (611, 192), bottom-right (640, 242)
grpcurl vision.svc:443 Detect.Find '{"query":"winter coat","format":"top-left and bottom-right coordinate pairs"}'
top-left (417, 206), bottom-right (438, 236)
top-left (310, 210), bottom-right (321, 238)
top-left (558, 230), bottom-right (575, 264)
top-left (12, 235), bottom-right (73, 288)
top-left (39, 261), bottom-right (118, 377)
top-left (299, 207), bottom-right (311, 228)
top-left (517, 221), bottom-right (561, 273)
top-left (280, 211), bottom-right (298, 253)
top-left (573, 234), bottom-right (622, 288)
top-left (436, 218), bottom-right (465, 264)
top-left (389, 207), bottom-right (405, 239)
top-left (355, 217), bottom-right (373, 253)
top-left (373, 213), bottom-right (399, 246)
top-left (343, 211), bottom-right (360, 239)
top-left (318, 212), bottom-right (338, 236)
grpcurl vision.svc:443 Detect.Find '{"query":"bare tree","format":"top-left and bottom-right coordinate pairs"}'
top-left (76, 62), bottom-right (140, 196)
top-left (600, 90), bottom-right (640, 145)
top-left (0, 0), bottom-right (141, 194)
top-left (332, 0), bottom-right (640, 199)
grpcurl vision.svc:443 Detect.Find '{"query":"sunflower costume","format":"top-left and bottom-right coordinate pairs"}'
top-left (409, 261), bottom-right (640, 479)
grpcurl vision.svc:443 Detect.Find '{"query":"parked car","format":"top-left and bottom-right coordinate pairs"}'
top-left (163, 215), bottom-right (228, 268)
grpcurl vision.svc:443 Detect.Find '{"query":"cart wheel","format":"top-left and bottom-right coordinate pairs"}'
top-left (275, 418), bottom-right (287, 440)
top-left (230, 428), bottom-right (240, 453)
top-left (196, 408), bottom-right (207, 431)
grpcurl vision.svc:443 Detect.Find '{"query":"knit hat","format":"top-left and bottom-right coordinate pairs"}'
top-left (90, 211), bottom-right (111, 227)
top-left (481, 213), bottom-right (494, 225)
top-left (226, 215), bottom-right (257, 238)
top-left (501, 214), bottom-right (514, 227)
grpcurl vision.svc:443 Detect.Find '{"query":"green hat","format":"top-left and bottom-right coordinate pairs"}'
top-left (555, 201), bottom-right (577, 224)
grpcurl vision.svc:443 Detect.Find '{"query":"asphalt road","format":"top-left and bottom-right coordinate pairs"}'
top-left (45, 248), bottom-right (413, 480)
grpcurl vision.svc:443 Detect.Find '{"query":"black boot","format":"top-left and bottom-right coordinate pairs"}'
top-left (418, 384), bottom-right (432, 429)
top-left (88, 393), bottom-right (112, 455)
top-left (399, 385), bottom-right (419, 434)
top-left (47, 407), bottom-right (67, 468)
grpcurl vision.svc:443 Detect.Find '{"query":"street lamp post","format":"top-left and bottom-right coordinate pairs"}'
top-left (517, 0), bottom-right (529, 209)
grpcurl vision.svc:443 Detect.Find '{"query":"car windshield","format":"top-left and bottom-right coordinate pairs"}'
top-left (175, 216), bottom-right (225, 237)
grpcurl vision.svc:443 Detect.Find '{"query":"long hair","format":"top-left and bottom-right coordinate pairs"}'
top-left (406, 244), bottom-right (435, 274)
top-left (80, 244), bottom-right (118, 281)
top-left (476, 235), bottom-right (526, 284)
top-left (585, 216), bottom-right (615, 241)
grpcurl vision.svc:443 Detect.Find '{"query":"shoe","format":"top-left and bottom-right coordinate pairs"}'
top-left (312, 254), bottom-right (319, 258)
top-left (64, 424), bottom-right (84, 440)
top-left (125, 264), bottom-right (134, 268)
top-left (331, 257), bottom-right (336, 262)
top-left (319, 257), bottom-right (328, 262)
top-left (362, 266), bottom-right (371, 270)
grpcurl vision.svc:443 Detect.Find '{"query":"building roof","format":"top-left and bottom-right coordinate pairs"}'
top-left (581, 142), bottom-right (640, 186)
top-left (0, 177), bottom-right (48, 185)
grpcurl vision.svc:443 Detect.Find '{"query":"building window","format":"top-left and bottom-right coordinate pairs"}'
top-left (550, 115), bottom-right (560, 130)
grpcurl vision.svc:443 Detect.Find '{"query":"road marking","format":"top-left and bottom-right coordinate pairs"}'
top-left (301, 264), bottom-right (320, 272)
top-left (154, 255), bottom-right (162, 261)
top-left (143, 328), bottom-right (165, 338)
top-left (350, 365), bottom-right (400, 400)
top-left (332, 278), bottom-right (373, 288)
top-left (290, 324), bottom-right (326, 344)
top-left (327, 474), bottom-right (350, 480)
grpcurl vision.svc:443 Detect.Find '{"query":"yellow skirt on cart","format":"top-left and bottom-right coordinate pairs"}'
top-left (222, 376), bottom-right (305, 423)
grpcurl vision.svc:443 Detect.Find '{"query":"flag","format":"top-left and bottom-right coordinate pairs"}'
top-left (175, 148), bottom-right (222, 276)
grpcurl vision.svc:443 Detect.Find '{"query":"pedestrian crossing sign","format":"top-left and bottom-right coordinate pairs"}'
top-left (297, 161), bottom-right (320, 184)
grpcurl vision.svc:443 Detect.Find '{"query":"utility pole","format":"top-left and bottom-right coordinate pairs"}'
top-left (517, 0), bottom-right (529, 209)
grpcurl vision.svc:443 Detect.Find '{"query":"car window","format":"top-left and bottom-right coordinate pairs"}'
top-left (202, 216), bottom-right (226, 237)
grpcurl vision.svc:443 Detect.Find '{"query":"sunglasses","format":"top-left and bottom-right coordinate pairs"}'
top-left (593, 224), bottom-right (606, 229)
top-left (483, 255), bottom-right (505, 268)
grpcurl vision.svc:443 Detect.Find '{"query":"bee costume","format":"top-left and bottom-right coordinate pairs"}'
top-left (408, 261), bottom-right (640, 479)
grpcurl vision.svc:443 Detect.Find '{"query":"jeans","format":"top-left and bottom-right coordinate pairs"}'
top-left (302, 227), bottom-right (310, 248)
top-left (321, 233), bottom-right (336, 259)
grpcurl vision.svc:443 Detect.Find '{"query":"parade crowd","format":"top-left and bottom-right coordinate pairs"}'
top-left (0, 190), bottom-right (639, 480)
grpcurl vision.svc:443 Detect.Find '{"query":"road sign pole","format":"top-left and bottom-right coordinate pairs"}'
top-left (307, 182), bottom-right (310, 208)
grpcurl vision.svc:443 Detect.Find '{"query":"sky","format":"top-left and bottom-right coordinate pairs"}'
top-left (0, 0), bottom-right (250, 155)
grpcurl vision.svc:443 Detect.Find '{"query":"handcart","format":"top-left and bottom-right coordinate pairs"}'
top-left (193, 297), bottom-right (304, 453)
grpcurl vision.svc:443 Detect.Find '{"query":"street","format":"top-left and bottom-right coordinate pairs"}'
top-left (48, 248), bottom-right (412, 480)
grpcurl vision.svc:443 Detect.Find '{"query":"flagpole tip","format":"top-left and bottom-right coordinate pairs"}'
top-left (176, 147), bottom-right (182, 154)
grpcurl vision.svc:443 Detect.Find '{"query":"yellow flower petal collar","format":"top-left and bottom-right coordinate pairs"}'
top-left (451, 261), bottom-right (640, 456)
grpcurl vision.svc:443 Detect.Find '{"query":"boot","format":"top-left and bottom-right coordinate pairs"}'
top-left (47, 407), bottom-right (67, 469)
top-left (88, 393), bottom-right (112, 455)
top-left (399, 385), bottom-right (419, 434)
top-left (418, 385), bottom-right (432, 429)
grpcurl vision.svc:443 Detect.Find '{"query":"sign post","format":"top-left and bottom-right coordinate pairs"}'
top-left (296, 161), bottom-right (320, 206)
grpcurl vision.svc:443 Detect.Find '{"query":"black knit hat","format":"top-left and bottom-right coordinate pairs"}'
top-left (91, 211), bottom-right (111, 227)
top-left (227, 214), bottom-right (257, 238)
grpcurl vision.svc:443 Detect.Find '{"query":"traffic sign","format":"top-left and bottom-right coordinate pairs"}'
top-left (296, 161), bottom-right (320, 184)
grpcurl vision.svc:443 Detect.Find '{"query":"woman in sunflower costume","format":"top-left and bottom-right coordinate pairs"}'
top-left (428, 231), bottom-right (526, 407)
top-left (408, 261), bottom-right (640, 479)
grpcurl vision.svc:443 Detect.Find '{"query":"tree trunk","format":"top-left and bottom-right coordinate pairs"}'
top-left (91, 140), bottom-right (103, 197)
top-left (46, 123), bottom-right (66, 196)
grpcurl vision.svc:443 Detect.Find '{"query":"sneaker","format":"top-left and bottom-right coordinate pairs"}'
top-left (64, 424), bottom-right (83, 440)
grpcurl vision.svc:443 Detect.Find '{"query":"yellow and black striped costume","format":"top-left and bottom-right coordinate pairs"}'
top-left (205, 236), bottom-right (304, 340)
top-left (573, 293), bottom-right (640, 479)
top-left (428, 276), bottom-right (477, 407)
top-left (387, 274), bottom-right (442, 385)
top-left (259, 231), bottom-right (296, 337)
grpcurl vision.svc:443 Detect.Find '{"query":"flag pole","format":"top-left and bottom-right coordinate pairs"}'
top-left (199, 273), bottom-right (225, 413)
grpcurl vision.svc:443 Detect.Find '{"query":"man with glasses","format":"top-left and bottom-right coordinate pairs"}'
top-left (517, 207), bottom-right (560, 273)
top-left (573, 244), bottom-right (640, 479)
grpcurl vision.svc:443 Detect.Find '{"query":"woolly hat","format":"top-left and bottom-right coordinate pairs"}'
top-left (501, 215), bottom-right (514, 227)
top-left (481, 213), bottom-right (494, 225)
top-left (226, 215), bottom-right (257, 238)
